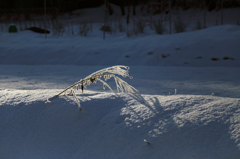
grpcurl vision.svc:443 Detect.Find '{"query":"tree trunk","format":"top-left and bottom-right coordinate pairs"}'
top-left (161, 0), bottom-right (163, 22)
top-left (127, 6), bottom-right (130, 24)
top-left (44, 0), bottom-right (47, 38)
top-left (169, 0), bottom-right (171, 34)
top-left (203, 0), bottom-right (206, 28)
top-left (103, 0), bottom-right (106, 39)
top-left (127, 6), bottom-right (130, 37)
top-left (120, 0), bottom-right (125, 16)
top-left (133, 0), bottom-right (136, 15)
top-left (221, 0), bottom-right (224, 25)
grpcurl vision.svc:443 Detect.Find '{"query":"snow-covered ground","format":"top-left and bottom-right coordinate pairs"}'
top-left (0, 23), bottom-right (240, 67)
top-left (1, 90), bottom-right (240, 159)
top-left (1, 6), bottom-right (240, 159)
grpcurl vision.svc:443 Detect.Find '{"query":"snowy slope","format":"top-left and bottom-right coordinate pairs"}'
top-left (0, 65), bottom-right (240, 159)
top-left (1, 90), bottom-right (240, 159)
top-left (0, 24), bottom-right (240, 67)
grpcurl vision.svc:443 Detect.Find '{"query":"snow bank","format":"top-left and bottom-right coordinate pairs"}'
top-left (1, 90), bottom-right (240, 159)
top-left (0, 25), bottom-right (239, 67)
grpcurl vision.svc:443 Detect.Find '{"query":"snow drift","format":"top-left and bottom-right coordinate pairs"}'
top-left (1, 90), bottom-right (240, 159)
top-left (0, 25), bottom-right (240, 67)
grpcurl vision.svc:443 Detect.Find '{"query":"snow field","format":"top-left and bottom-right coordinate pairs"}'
top-left (0, 24), bottom-right (240, 67)
top-left (1, 90), bottom-right (240, 159)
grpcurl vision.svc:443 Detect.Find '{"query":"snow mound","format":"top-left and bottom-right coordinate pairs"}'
top-left (1, 90), bottom-right (240, 159)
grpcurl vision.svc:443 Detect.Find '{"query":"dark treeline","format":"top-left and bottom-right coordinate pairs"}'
top-left (0, 0), bottom-right (240, 14)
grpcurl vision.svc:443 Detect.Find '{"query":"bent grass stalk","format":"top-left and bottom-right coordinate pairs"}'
top-left (46, 65), bottom-right (138, 111)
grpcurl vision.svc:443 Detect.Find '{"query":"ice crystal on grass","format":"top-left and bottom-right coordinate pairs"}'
top-left (47, 66), bottom-right (138, 111)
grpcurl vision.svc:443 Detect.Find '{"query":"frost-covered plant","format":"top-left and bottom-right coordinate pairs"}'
top-left (194, 19), bottom-right (202, 30)
top-left (52, 20), bottom-right (65, 35)
top-left (126, 23), bottom-right (136, 37)
top-left (116, 18), bottom-right (125, 32)
top-left (78, 20), bottom-right (91, 36)
top-left (174, 18), bottom-right (186, 33)
top-left (153, 20), bottom-right (164, 34)
top-left (99, 25), bottom-right (112, 32)
top-left (47, 66), bottom-right (138, 111)
top-left (135, 19), bottom-right (146, 33)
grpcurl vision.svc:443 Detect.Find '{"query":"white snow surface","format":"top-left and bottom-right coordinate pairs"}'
top-left (1, 90), bottom-right (240, 159)
top-left (1, 7), bottom-right (240, 159)
top-left (0, 24), bottom-right (240, 67)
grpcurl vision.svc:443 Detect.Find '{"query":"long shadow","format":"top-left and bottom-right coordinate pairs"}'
top-left (2, 93), bottom-right (240, 158)
top-left (119, 93), bottom-right (240, 150)
top-left (128, 93), bottom-right (159, 113)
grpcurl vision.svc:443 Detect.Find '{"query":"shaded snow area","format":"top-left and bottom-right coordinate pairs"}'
top-left (0, 65), bottom-right (240, 159)
top-left (1, 90), bottom-right (240, 159)
top-left (1, 7), bottom-right (240, 158)
top-left (0, 24), bottom-right (240, 67)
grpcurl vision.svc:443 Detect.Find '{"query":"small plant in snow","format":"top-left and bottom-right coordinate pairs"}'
top-left (99, 25), bottom-right (112, 33)
top-left (47, 66), bottom-right (138, 111)
top-left (193, 19), bottom-right (202, 31)
top-left (135, 19), bottom-right (146, 34)
top-left (153, 20), bottom-right (164, 34)
top-left (174, 18), bottom-right (187, 33)
top-left (126, 19), bottom-right (146, 37)
top-left (126, 24), bottom-right (136, 37)
top-left (78, 20), bottom-right (91, 36)
top-left (52, 20), bottom-right (65, 35)
top-left (116, 18), bottom-right (125, 32)
top-left (144, 139), bottom-right (151, 145)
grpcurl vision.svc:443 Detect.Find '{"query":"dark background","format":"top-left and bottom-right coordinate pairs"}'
top-left (0, 0), bottom-right (240, 15)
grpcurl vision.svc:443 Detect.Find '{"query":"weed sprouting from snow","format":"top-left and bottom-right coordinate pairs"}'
top-left (99, 25), bottom-right (112, 33)
top-left (52, 20), bottom-right (65, 36)
top-left (193, 19), bottom-right (202, 31)
top-left (144, 139), bottom-right (151, 145)
top-left (116, 18), bottom-right (125, 33)
top-left (47, 66), bottom-right (138, 111)
top-left (135, 19), bottom-right (146, 34)
top-left (153, 20), bottom-right (164, 34)
top-left (78, 20), bottom-right (91, 36)
top-left (174, 18), bottom-right (187, 33)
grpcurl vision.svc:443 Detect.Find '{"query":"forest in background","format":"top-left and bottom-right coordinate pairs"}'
top-left (1, 0), bottom-right (240, 15)
top-left (0, 0), bottom-right (239, 34)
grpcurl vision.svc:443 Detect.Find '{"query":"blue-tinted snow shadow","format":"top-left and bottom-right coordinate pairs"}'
top-left (118, 93), bottom-right (240, 159)
top-left (1, 94), bottom-right (240, 159)
top-left (0, 97), bottom-right (88, 159)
